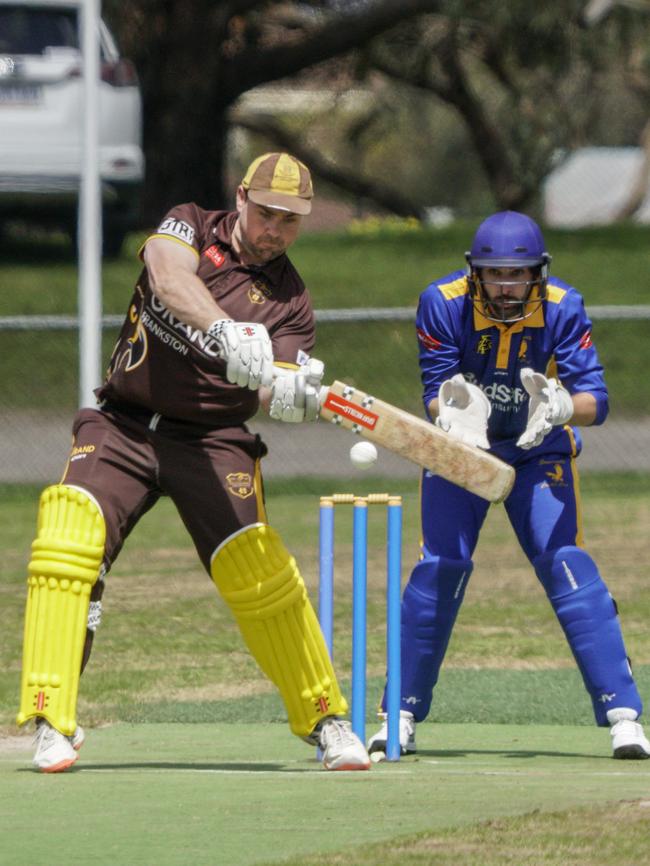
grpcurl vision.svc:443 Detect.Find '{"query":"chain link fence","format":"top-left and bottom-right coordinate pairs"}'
top-left (1, 308), bottom-right (649, 484)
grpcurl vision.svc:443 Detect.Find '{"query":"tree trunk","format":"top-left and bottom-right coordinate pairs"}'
top-left (141, 102), bottom-right (229, 224)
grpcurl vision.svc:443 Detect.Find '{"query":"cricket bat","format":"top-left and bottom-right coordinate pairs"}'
top-left (319, 380), bottom-right (514, 503)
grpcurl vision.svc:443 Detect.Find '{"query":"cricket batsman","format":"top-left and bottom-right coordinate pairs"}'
top-left (17, 152), bottom-right (370, 773)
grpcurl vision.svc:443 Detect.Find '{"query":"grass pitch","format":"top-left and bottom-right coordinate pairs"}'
top-left (1, 475), bottom-right (649, 864)
top-left (2, 722), bottom-right (650, 866)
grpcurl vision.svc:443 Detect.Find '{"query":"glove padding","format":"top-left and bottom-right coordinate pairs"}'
top-left (516, 367), bottom-right (574, 450)
top-left (209, 319), bottom-right (273, 390)
top-left (269, 358), bottom-right (325, 423)
top-left (435, 374), bottom-right (491, 449)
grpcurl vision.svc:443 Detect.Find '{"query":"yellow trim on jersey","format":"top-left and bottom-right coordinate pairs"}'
top-left (137, 234), bottom-right (200, 261)
top-left (545, 284), bottom-right (566, 305)
top-left (273, 361), bottom-right (300, 372)
top-left (471, 287), bottom-right (545, 369)
top-left (438, 277), bottom-right (469, 300)
top-left (473, 289), bottom-right (545, 332)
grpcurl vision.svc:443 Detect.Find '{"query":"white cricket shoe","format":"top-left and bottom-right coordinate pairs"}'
top-left (367, 710), bottom-right (416, 758)
top-left (608, 708), bottom-right (650, 760)
top-left (70, 725), bottom-right (85, 751)
top-left (314, 717), bottom-right (370, 771)
top-left (33, 719), bottom-right (78, 773)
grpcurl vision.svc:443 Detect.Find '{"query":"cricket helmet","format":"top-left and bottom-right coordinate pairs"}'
top-left (465, 211), bottom-right (551, 323)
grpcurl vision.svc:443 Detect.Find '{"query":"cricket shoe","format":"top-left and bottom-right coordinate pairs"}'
top-left (313, 717), bottom-right (371, 771)
top-left (608, 708), bottom-right (650, 760)
top-left (367, 710), bottom-right (416, 759)
top-left (70, 724), bottom-right (85, 751)
top-left (33, 719), bottom-right (78, 773)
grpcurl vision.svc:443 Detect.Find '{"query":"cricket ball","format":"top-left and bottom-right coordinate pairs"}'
top-left (349, 441), bottom-right (378, 470)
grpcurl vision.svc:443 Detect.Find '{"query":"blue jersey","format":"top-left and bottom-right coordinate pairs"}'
top-left (416, 270), bottom-right (608, 464)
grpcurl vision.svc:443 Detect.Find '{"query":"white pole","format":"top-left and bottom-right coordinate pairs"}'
top-left (78, 0), bottom-right (103, 407)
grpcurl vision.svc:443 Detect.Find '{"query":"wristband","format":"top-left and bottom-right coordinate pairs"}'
top-left (207, 319), bottom-right (233, 341)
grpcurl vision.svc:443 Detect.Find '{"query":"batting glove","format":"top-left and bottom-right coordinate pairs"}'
top-left (208, 319), bottom-right (274, 390)
top-left (435, 374), bottom-right (491, 449)
top-left (516, 368), bottom-right (574, 450)
top-left (269, 358), bottom-right (325, 423)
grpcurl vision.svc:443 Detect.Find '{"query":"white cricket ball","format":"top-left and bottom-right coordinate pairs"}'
top-left (349, 441), bottom-right (378, 470)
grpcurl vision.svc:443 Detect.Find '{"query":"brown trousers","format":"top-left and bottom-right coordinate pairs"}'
top-left (62, 405), bottom-right (268, 571)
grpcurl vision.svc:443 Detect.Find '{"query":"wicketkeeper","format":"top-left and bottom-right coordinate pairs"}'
top-left (368, 210), bottom-right (649, 761)
top-left (17, 152), bottom-right (370, 773)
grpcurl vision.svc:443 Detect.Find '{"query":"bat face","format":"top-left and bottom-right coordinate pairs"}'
top-left (319, 381), bottom-right (514, 503)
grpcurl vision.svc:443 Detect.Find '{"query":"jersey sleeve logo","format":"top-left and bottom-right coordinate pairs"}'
top-left (156, 217), bottom-right (195, 245)
top-left (417, 327), bottom-right (442, 351)
top-left (579, 330), bottom-right (593, 350)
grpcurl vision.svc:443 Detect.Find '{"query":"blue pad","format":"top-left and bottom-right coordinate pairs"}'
top-left (389, 555), bottom-right (472, 722)
top-left (534, 546), bottom-right (642, 725)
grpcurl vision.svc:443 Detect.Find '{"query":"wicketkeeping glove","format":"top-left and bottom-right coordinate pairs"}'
top-left (435, 374), bottom-right (491, 449)
top-left (269, 358), bottom-right (325, 423)
top-left (208, 319), bottom-right (274, 390)
top-left (516, 368), bottom-right (574, 450)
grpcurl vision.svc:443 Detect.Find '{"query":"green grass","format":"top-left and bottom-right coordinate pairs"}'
top-left (2, 221), bottom-right (649, 315)
top-left (2, 723), bottom-right (650, 866)
top-left (2, 475), bottom-right (649, 865)
top-left (2, 473), bottom-right (649, 732)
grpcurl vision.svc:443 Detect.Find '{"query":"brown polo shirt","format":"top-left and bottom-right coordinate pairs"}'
top-left (97, 204), bottom-right (315, 426)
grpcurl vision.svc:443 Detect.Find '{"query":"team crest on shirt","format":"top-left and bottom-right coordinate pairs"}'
top-left (226, 472), bottom-right (254, 499)
top-left (248, 279), bottom-right (272, 305)
top-left (476, 335), bottom-right (492, 355)
top-left (518, 339), bottom-right (528, 361)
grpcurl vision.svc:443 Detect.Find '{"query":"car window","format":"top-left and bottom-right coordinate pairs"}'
top-left (0, 6), bottom-right (79, 55)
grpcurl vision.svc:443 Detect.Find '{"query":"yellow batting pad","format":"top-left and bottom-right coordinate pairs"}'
top-left (211, 524), bottom-right (347, 737)
top-left (17, 485), bottom-right (105, 735)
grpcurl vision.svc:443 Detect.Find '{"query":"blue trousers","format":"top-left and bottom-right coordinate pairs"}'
top-left (393, 453), bottom-right (642, 726)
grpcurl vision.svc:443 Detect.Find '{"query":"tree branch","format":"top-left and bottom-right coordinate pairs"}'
top-left (232, 113), bottom-right (424, 218)
top-left (225, 0), bottom-right (443, 97)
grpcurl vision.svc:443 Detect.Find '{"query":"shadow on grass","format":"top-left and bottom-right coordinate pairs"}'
top-left (416, 747), bottom-right (608, 761)
top-left (16, 761), bottom-right (322, 774)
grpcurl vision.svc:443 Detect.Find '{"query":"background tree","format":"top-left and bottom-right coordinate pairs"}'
top-left (102, 0), bottom-right (442, 222)
top-left (355, 0), bottom-right (650, 213)
top-left (104, 0), bottom-right (650, 223)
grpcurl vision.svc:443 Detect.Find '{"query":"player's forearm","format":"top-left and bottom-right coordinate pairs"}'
top-left (144, 239), bottom-right (229, 332)
top-left (149, 268), bottom-right (229, 332)
top-left (568, 392), bottom-right (598, 426)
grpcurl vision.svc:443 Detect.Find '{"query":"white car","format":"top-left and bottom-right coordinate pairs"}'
top-left (0, 0), bottom-right (144, 256)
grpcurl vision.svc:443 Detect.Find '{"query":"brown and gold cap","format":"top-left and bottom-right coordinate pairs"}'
top-left (241, 152), bottom-right (313, 215)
